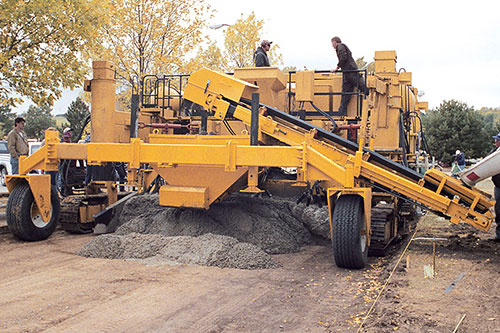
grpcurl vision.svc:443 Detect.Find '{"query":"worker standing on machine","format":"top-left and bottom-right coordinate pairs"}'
top-left (331, 36), bottom-right (367, 115)
top-left (253, 40), bottom-right (272, 67)
top-left (490, 132), bottom-right (500, 242)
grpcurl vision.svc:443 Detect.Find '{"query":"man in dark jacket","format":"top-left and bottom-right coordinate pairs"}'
top-left (331, 36), bottom-right (367, 115)
top-left (254, 40), bottom-right (271, 67)
top-left (490, 132), bottom-right (500, 241)
top-left (455, 150), bottom-right (466, 170)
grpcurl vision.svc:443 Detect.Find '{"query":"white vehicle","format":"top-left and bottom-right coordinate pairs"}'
top-left (29, 141), bottom-right (42, 155)
top-left (0, 140), bottom-right (12, 186)
top-left (28, 141), bottom-right (43, 174)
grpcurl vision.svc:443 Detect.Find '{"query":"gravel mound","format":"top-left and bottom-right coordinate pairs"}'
top-left (77, 233), bottom-right (277, 269)
top-left (78, 193), bottom-right (330, 269)
top-left (115, 194), bottom-right (330, 254)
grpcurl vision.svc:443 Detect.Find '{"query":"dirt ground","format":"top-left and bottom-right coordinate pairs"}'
top-left (1, 180), bottom-right (500, 332)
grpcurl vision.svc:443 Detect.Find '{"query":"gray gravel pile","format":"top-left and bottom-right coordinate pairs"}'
top-left (78, 193), bottom-right (330, 269)
top-left (115, 194), bottom-right (330, 254)
top-left (77, 233), bottom-right (277, 269)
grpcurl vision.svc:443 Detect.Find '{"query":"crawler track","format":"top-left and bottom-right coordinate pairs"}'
top-left (59, 194), bottom-right (108, 234)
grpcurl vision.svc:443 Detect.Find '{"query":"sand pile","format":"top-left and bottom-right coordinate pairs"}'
top-left (78, 193), bottom-right (330, 269)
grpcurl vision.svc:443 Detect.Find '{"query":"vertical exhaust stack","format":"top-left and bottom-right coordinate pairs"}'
top-left (88, 61), bottom-right (117, 143)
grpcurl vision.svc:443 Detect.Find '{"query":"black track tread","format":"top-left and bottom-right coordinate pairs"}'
top-left (6, 183), bottom-right (60, 241)
top-left (368, 203), bottom-right (395, 256)
top-left (332, 195), bottom-right (367, 269)
top-left (59, 194), bottom-right (108, 234)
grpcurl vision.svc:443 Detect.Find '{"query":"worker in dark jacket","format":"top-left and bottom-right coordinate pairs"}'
top-left (454, 150), bottom-right (466, 171)
top-left (331, 36), bottom-right (367, 115)
top-left (254, 40), bottom-right (272, 67)
top-left (490, 132), bottom-right (500, 242)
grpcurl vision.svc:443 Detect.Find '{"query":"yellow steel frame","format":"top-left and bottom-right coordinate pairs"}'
top-left (7, 67), bottom-right (494, 233)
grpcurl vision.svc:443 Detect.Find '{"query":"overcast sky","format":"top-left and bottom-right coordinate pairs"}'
top-left (208, 0), bottom-right (500, 110)
top-left (15, 0), bottom-right (500, 115)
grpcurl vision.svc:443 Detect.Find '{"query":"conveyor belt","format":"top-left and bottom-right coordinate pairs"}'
top-left (236, 99), bottom-right (489, 213)
top-left (238, 98), bottom-right (423, 182)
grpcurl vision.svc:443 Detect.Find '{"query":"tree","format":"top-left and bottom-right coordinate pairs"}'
top-left (223, 13), bottom-right (283, 69)
top-left (0, 0), bottom-right (105, 107)
top-left (65, 97), bottom-right (90, 139)
top-left (22, 105), bottom-right (56, 140)
top-left (184, 42), bottom-right (229, 73)
top-left (0, 105), bottom-right (16, 137)
top-left (423, 100), bottom-right (491, 162)
top-left (356, 57), bottom-right (375, 72)
top-left (188, 13), bottom-right (284, 73)
top-left (97, 0), bottom-right (213, 98)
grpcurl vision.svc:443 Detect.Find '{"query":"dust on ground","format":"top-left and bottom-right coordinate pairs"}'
top-left (1, 180), bottom-right (500, 332)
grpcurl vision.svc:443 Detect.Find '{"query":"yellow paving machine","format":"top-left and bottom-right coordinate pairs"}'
top-left (5, 53), bottom-right (495, 269)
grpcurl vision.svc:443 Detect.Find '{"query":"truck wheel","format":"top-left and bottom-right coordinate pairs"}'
top-left (6, 182), bottom-right (60, 241)
top-left (331, 195), bottom-right (368, 269)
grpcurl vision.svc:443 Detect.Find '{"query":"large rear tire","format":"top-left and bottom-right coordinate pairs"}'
top-left (6, 182), bottom-right (60, 241)
top-left (332, 195), bottom-right (368, 269)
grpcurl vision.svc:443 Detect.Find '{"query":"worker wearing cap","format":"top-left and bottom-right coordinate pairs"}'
top-left (454, 150), bottom-right (466, 171)
top-left (254, 40), bottom-right (272, 67)
top-left (331, 36), bottom-right (367, 115)
top-left (7, 117), bottom-right (29, 174)
top-left (61, 127), bottom-right (73, 143)
top-left (490, 132), bottom-right (500, 242)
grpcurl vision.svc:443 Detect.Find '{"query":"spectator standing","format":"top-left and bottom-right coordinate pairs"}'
top-left (7, 117), bottom-right (29, 174)
top-left (455, 150), bottom-right (466, 171)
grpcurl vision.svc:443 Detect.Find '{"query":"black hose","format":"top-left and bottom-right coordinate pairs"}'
top-left (73, 115), bottom-right (91, 143)
top-left (309, 101), bottom-right (338, 132)
top-left (223, 119), bottom-right (236, 135)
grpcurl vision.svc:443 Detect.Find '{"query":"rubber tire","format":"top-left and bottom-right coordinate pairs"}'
top-left (331, 195), bottom-right (368, 269)
top-left (6, 182), bottom-right (60, 241)
top-left (0, 168), bottom-right (6, 186)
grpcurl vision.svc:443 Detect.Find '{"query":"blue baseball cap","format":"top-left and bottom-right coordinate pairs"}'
top-left (493, 132), bottom-right (500, 141)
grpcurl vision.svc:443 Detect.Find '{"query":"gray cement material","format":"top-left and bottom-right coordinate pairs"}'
top-left (78, 193), bottom-right (330, 269)
top-left (115, 194), bottom-right (330, 254)
top-left (77, 233), bottom-right (277, 269)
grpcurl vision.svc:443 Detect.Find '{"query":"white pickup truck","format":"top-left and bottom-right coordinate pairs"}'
top-left (0, 140), bottom-right (43, 186)
top-left (0, 140), bottom-right (12, 186)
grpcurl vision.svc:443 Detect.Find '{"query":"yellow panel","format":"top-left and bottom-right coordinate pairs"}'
top-left (159, 185), bottom-right (208, 208)
top-left (5, 175), bottom-right (52, 223)
top-left (295, 71), bottom-right (315, 102)
top-left (184, 68), bottom-right (257, 109)
top-left (399, 72), bottom-right (412, 85)
top-left (234, 67), bottom-right (287, 91)
top-left (374, 50), bottom-right (397, 73)
top-left (417, 101), bottom-right (428, 111)
top-left (155, 165), bottom-right (248, 208)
